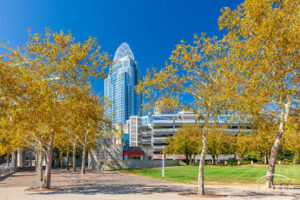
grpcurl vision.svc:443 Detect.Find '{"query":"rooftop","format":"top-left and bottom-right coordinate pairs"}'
top-left (113, 42), bottom-right (135, 62)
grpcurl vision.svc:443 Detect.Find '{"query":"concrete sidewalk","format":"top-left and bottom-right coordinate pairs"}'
top-left (0, 169), bottom-right (299, 200)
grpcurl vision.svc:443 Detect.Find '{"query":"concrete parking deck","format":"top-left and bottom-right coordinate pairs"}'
top-left (0, 168), bottom-right (299, 200)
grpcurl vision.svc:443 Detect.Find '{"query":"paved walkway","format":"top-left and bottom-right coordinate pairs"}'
top-left (0, 168), bottom-right (299, 200)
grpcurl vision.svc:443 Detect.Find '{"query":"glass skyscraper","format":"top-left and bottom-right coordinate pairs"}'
top-left (104, 43), bottom-right (142, 124)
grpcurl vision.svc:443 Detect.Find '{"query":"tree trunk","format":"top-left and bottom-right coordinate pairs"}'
top-left (72, 143), bottom-right (76, 171)
top-left (266, 131), bottom-right (283, 188)
top-left (66, 151), bottom-right (70, 170)
top-left (6, 153), bottom-right (10, 168)
top-left (37, 150), bottom-right (43, 182)
top-left (264, 155), bottom-right (267, 164)
top-left (59, 151), bottom-right (64, 169)
top-left (216, 155), bottom-right (219, 164)
top-left (81, 145), bottom-right (87, 175)
top-left (29, 151), bottom-right (32, 167)
top-left (197, 115), bottom-right (209, 195)
top-left (185, 154), bottom-right (189, 165)
top-left (192, 154), bottom-right (195, 165)
top-left (282, 146), bottom-right (285, 165)
top-left (293, 151), bottom-right (299, 165)
top-left (189, 155), bottom-right (192, 165)
top-left (35, 151), bottom-right (38, 172)
top-left (212, 154), bottom-right (215, 165)
top-left (264, 154), bottom-right (269, 164)
top-left (42, 130), bottom-right (54, 189)
top-left (266, 98), bottom-right (291, 188)
top-left (12, 151), bottom-right (16, 168)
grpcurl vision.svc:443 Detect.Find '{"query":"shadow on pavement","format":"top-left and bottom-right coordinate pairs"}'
top-left (2, 169), bottom-right (299, 199)
top-left (28, 183), bottom-right (194, 195)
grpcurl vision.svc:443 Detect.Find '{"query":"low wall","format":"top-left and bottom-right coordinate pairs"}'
top-left (89, 159), bottom-right (179, 170)
top-left (88, 144), bottom-right (123, 170)
top-left (88, 144), bottom-right (179, 170)
top-left (0, 167), bottom-right (17, 181)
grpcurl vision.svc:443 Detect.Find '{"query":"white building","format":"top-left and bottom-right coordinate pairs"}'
top-left (128, 111), bottom-right (252, 155)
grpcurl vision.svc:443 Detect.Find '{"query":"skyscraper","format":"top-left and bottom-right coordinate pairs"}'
top-left (104, 43), bottom-right (142, 124)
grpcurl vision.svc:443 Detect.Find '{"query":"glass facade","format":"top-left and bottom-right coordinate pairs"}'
top-left (104, 43), bottom-right (142, 124)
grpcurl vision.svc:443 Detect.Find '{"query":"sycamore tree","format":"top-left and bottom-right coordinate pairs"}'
top-left (69, 86), bottom-right (111, 175)
top-left (284, 115), bottom-right (300, 164)
top-left (219, 0), bottom-right (299, 188)
top-left (61, 92), bottom-right (80, 172)
top-left (60, 83), bottom-right (112, 174)
top-left (207, 124), bottom-right (234, 165)
top-left (0, 57), bottom-right (28, 167)
top-left (137, 35), bottom-right (231, 195)
top-left (253, 116), bottom-right (276, 164)
top-left (54, 126), bottom-right (70, 169)
top-left (164, 124), bottom-right (202, 165)
top-left (0, 29), bottom-right (110, 188)
top-left (56, 124), bottom-right (73, 171)
top-left (234, 133), bottom-right (255, 164)
top-left (0, 132), bottom-right (24, 168)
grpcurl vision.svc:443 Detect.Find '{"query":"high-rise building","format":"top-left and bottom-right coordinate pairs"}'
top-left (104, 43), bottom-right (142, 124)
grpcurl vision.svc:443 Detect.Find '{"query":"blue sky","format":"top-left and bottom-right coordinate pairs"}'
top-left (0, 0), bottom-right (242, 94)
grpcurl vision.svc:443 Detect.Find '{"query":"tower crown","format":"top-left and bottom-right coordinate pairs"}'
top-left (113, 42), bottom-right (135, 62)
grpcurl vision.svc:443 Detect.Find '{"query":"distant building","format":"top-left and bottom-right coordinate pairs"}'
top-left (104, 43), bottom-right (142, 124)
top-left (89, 112), bottom-right (252, 169)
top-left (127, 116), bottom-right (152, 147)
top-left (128, 111), bottom-right (252, 155)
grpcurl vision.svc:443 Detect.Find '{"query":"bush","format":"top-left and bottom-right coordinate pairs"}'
top-left (245, 155), bottom-right (258, 163)
top-left (228, 158), bottom-right (238, 166)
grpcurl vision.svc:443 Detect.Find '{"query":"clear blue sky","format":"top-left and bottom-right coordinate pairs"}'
top-left (0, 0), bottom-right (242, 94)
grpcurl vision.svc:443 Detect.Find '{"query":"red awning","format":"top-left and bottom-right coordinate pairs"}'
top-left (123, 150), bottom-right (144, 156)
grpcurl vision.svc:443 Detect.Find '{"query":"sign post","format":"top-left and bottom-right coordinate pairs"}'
top-left (162, 153), bottom-right (165, 178)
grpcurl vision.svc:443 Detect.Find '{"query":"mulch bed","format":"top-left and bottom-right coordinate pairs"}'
top-left (179, 193), bottom-right (227, 198)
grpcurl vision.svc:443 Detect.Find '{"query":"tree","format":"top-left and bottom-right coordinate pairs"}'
top-left (54, 126), bottom-right (70, 169)
top-left (284, 116), bottom-right (300, 164)
top-left (1, 29), bottom-right (110, 188)
top-left (164, 124), bottom-right (202, 165)
top-left (60, 94), bottom-right (80, 172)
top-left (0, 70), bottom-right (27, 168)
top-left (219, 0), bottom-right (299, 188)
top-left (0, 135), bottom-right (22, 168)
top-left (137, 35), bottom-right (231, 195)
top-left (71, 87), bottom-right (111, 175)
top-left (235, 133), bottom-right (254, 164)
top-left (207, 124), bottom-right (233, 165)
top-left (253, 117), bottom-right (276, 164)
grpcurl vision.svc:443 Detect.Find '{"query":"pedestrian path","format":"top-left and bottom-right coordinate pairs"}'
top-left (0, 169), bottom-right (299, 200)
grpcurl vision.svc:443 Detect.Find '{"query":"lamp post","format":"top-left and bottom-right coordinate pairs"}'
top-left (162, 152), bottom-right (165, 178)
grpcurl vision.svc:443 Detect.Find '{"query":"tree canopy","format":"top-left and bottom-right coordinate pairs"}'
top-left (219, 0), bottom-right (299, 188)
top-left (0, 28), bottom-right (111, 188)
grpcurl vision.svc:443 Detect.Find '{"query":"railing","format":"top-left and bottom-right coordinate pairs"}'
top-left (153, 145), bottom-right (165, 150)
top-left (141, 140), bottom-right (151, 145)
top-left (152, 128), bottom-right (178, 133)
top-left (153, 137), bottom-right (167, 142)
top-left (140, 132), bottom-right (152, 136)
top-left (152, 120), bottom-right (199, 126)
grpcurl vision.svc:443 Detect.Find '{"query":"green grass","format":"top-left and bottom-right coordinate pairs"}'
top-left (118, 165), bottom-right (300, 185)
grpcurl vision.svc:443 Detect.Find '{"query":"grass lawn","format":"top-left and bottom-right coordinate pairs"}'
top-left (118, 165), bottom-right (300, 185)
